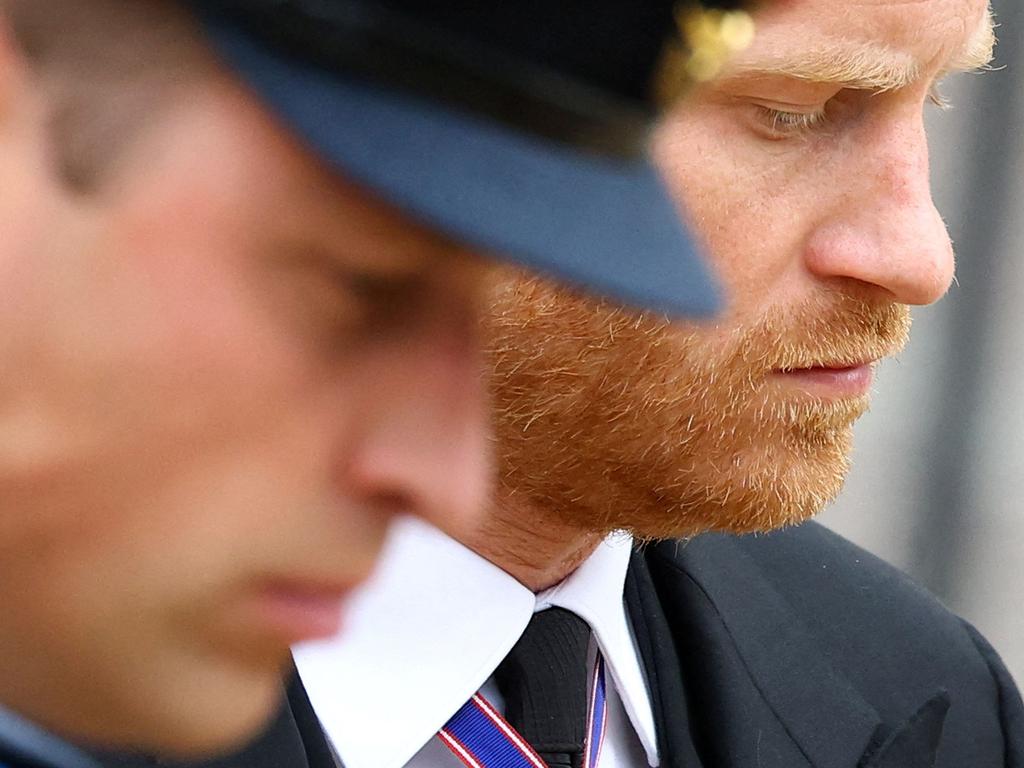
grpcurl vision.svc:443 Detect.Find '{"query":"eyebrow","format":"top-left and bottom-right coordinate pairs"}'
top-left (718, 8), bottom-right (996, 93)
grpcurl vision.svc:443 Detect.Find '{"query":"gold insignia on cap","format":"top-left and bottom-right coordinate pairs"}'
top-left (654, 5), bottom-right (756, 107)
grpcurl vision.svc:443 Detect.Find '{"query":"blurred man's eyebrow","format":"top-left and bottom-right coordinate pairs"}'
top-left (717, 9), bottom-right (996, 92)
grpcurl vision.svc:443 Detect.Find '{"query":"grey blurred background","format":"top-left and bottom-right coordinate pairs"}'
top-left (819, 0), bottom-right (1023, 684)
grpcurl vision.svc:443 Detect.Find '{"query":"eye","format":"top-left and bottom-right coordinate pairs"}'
top-left (270, 244), bottom-right (434, 353)
top-left (755, 105), bottom-right (828, 138)
top-left (345, 272), bottom-right (428, 322)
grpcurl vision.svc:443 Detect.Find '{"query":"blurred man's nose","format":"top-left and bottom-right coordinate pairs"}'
top-left (340, 273), bottom-right (492, 536)
top-left (803, 112), bottom-right (955, 306)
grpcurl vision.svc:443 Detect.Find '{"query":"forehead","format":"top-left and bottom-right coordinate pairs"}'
top-left (733, 0), bottom-right (992, 77)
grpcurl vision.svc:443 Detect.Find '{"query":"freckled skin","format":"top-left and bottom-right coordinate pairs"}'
top-left (659, 0), bottom-right (990, 316)
top-left (474, 0), bottom-right (988, 586)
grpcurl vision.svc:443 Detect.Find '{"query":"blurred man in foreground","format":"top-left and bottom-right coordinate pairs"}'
top-left (297, 0), bottom-right (1024, 767)
top-left (0, 0), bottom-right (729, 766)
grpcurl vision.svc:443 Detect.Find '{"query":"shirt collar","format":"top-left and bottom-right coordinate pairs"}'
top-left (0, 705), bottom-right (99, 768)
top-left (294, 516), bottom-right (659, 768)
top-left (536, 536), bottom-right (659, 766)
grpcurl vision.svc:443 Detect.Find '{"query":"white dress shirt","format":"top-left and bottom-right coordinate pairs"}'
top-left (294, 516), bottom-right (660, 768)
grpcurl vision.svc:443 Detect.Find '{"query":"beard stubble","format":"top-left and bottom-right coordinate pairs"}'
top-left (485, 273), bottom-right (911, 540)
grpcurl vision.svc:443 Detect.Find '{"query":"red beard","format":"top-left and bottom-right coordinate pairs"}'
top-left (484, 271), bottom-right (910, 539)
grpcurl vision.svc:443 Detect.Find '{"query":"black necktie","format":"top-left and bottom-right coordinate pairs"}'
top-left (493, 608), bottom-right (593, 768)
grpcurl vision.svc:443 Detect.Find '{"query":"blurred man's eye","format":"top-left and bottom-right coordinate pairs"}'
top-left (344, 271), bottom-right (425, 309)
top-left (339, 271), bottom-right (429, 331)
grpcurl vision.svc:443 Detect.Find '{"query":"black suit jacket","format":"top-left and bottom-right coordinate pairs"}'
top-left (88, 522), bottom-right (1024, 768)
top-left (628, 522), bottom-right (1024, 768)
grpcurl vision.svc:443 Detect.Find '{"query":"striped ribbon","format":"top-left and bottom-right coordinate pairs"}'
top-left (439, 655), bottom-right (608, 768)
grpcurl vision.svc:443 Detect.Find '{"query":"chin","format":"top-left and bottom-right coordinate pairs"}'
top-left (79, 660), bottom-right (287, 760)
top-left (625, 433), bottom-right (855, 541)
top-left (149, 688), bottom-right (283, 759)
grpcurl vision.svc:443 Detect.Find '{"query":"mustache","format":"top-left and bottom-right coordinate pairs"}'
top-left (729, 293), bottom-right (912, 373)
top-left (485, 275), bottom-right (912, 388)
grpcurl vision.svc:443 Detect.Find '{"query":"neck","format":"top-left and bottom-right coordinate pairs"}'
top-left (452, 495), bottom-right (603, 592)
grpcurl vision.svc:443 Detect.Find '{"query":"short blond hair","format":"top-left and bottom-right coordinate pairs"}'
top-left (1, 0), bottom-right (213, 190)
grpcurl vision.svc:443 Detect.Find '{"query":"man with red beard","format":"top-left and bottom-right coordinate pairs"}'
top-left (289, 1), bottom-right (1022, 768)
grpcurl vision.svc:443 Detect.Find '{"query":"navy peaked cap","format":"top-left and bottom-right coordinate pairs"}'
top-left (185, 0), bottom-right (753, 318)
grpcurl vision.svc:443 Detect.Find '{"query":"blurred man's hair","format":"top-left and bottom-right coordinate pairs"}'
top-left (1, 0), bottom-right (212, 191)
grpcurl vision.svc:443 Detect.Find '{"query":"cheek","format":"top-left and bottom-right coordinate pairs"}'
top-left (0, 409), bottom-right (339, 647)
top-left (0, 234), bottom-right (341, 573)
top-left (654, 110), bottom-right (830, 316)
top-left (94, 200), bottom-right (336, 433)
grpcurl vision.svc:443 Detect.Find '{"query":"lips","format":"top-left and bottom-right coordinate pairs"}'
top-left (242, 579), bottom-right (357, 644)
top-left (770, 361), bottom-right (876, 397)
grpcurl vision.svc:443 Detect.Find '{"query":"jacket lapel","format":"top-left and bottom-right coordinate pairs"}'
top-left (286, 672), bottom-right (340, 768)
top-left (624, 553), bottom-right (703, 768)
top-left (631, 536), bottom-right (949, 768)
top-left (627, 549), bottom-right (817, 768)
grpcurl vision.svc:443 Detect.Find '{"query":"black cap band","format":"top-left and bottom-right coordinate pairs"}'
top-left (188, 0), bottom-right (748, 159)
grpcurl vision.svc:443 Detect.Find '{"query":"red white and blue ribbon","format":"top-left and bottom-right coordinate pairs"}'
top-left (438, 655), bottom-right (608, 768)
top-left (583, 656), bottom-right (608, 768)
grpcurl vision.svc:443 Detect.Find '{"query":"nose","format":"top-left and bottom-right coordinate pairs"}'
top-left (341, 280), bottom-right (492, 537)
top-left (803, 111), bottom-right (955, 306)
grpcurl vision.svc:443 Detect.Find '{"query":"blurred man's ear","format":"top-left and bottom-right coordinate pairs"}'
top-left (0, 13), bottom-right (58, 253)
top-left (0, 13), bottom-right (56, 193)
top-left (0, 17), bottom-right (31, 129)
top-left (0, 19), bottom-right (18, 109)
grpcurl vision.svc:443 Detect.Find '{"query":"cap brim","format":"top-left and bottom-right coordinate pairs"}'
top-left (201, 19), bottom-right (720, 319)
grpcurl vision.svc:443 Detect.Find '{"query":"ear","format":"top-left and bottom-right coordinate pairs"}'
top-left (0, 15), bottom-right (33, 128)
top-left (0, 13), bottom-right (55, 213)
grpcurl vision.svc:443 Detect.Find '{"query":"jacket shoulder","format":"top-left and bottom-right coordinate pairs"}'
top-left (644, 522), bottom-right (1024, 765)
top-left (657, 521), bottom-right (973, 647)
